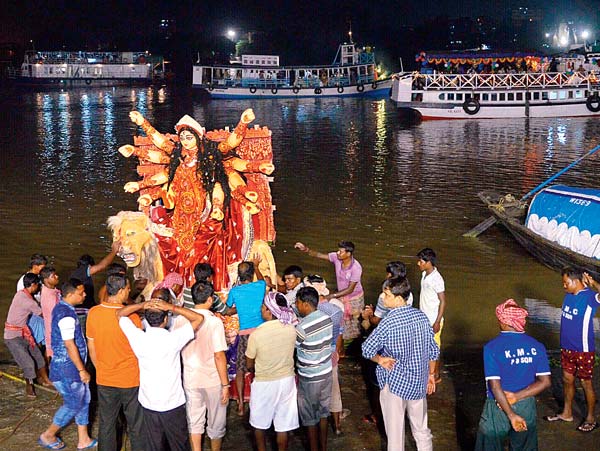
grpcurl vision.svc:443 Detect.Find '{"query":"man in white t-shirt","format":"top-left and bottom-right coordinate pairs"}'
top-left (117, 299), bottom-right (204, 451)
top-left (174, 281), bottom-right (229, 451)
top-left (417, 248), bottom-right (446, 383)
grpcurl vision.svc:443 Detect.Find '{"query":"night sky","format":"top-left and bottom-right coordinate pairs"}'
top-left (3, 0), bottom-right (600, 64)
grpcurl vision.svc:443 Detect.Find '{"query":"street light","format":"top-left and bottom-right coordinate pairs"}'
top-left (581, 30), bottom-right (590, 40)
top-left (227, 29), bottom-right (236, 40)
top-left (545, 33), bottom-right (550, 38)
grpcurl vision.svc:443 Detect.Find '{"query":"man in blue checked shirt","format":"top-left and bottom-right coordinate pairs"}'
top-left (362, 277), bottom-right (439, 451)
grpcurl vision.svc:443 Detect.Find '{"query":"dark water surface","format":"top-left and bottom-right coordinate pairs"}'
top-left (1, 86), bottom-right (600, 362)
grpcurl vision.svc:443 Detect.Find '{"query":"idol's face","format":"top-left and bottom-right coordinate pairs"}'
top-left (179, 130), bottom-right (198, 152)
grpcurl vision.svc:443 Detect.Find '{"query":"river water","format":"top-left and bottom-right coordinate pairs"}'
top-left (1, 86), bottom-right (600, 361)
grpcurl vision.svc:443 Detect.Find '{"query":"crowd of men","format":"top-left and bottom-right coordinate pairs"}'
top-left (3, 239), bottom-right (600, 451)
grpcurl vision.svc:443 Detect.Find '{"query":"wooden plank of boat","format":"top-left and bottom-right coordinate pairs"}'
top-left (478, 191), bottom-right (600, 280)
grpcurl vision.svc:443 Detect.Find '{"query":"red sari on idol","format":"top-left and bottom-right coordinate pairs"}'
top-left (156, 160), bottom-right (249, 291)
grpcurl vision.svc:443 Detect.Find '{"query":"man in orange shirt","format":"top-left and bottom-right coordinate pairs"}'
top-left (86, 274), bottom-right (144, 451)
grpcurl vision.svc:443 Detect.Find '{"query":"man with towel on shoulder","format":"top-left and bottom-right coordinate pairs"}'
top-left (246, 291), bottom-right (298, 451)
top-left (475, 299), bottom-right (551, 451)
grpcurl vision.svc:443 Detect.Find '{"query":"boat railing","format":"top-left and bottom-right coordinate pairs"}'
top-left (412, 72), bottom-right (600, 91)
top-left (205, 73), bottom-right (376, 88)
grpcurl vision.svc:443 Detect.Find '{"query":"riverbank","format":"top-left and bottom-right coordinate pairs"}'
top-left (1, 347), bottom-right (598, 450)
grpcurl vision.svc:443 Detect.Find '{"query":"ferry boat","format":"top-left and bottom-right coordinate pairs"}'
top-left (391, 50), bottom-right (600, 119)
top-left (9, 51), bottom-right (160, 86)
top-left (391, 71), bottom-right (600, 119)
top-left (192, 43), bottom-right (393, 99)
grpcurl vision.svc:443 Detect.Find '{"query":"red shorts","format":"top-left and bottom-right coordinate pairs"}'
top-left (561, 349), bottom-right (595, 380)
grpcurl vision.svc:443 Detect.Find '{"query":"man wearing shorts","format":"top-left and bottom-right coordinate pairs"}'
top-left (295, 287), bottom-right (333, 451)
top-left (246, 291), bottom-right (298, 451)
top-left (545, 268), bottom-right (600, 432)
top-left (175, 281), bottom-right (229, 451)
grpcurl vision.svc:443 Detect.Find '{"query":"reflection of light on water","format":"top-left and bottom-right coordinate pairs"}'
top-left (136, 89), bottom-right (147, 116)
top-left (41, 94), bottom-right (55, 155)
top-left (80, 93), bottom-right (92, 155)
top-left (372, 100), bottom-right (388, 212)
top-left (524, 298), bottom-right (600, 347)
top-left (58, 92), bottom-right (71, 152)
top-left (557, 123), bottom-right (567, 145)
top-left (103, 92), bottom-right (117, 182)
top-left (546, 125), bottom-right (555, 158)
top-left (158, 88), bottom-right (166, 104)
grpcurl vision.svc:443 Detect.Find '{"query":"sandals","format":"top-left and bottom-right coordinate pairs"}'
top-left (37, 437), bottom-right (65, 450)
top-left (543, 414), bottom-right (573, 422)
top-left (577, 421), bottom-right (599, 433)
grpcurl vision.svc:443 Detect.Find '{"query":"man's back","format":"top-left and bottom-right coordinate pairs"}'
top-left (86, 304), bottom-right (141, 388)
top-left (363, 306), bottom-right (439, 400)
top-left (119, 316), bottom-right (193, 411)
top-left (483, 332), bottom-right (550, 398)
top-left (248, 320), bottom-right (296, 381)
top-left (227, 280), bottom-right (266, 330)
top-left (175, 309), bottom-right (227, 389)
top-left (296, 309), bottom-right (333, 379)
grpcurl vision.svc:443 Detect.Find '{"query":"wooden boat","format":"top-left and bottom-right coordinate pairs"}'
top-left (478, 190), bottom-right (600, 280)
top-left (192, 42), bottom-right (393, 99)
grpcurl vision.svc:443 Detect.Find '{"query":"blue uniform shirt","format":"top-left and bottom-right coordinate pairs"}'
top-left (483, 331), bottom-right (550, 399)
top-left (560, 288), bottom-right (600, 352)
top-left (227, 280), bottom-right (266, 331)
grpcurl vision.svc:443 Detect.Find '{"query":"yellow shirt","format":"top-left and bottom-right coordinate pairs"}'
top-left (246, 320), bottom-right (296, 381)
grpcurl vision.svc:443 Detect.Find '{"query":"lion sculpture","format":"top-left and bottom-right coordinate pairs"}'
top-left (107, 211), bottom-right (164, 300)
top-left (107, 210), bottom-right (278, 300)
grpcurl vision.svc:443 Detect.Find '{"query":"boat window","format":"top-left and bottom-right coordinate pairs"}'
top-left (456, 93), bottom-right (463, 101)
top-left (438, 93), bottom-right (445, 100)
top-left (526, 92), bottom-right (531, 100)
top-left (499, 93), bottom-right (505, 101)
top-left (533, 92), bottom-right (540, 100)
top-left (516, 93), bottom-right (523, 101)
top-left (482, 93), bottom-right (489, 101)
top-left (491, 93), bottom-right (498, 101)
top-left (575, 90), bottom-right (583, 98)
top-left (508, 93), bottom-right (514, 101)
top-left (542, 92), bottom-right (548, 100)
top-left (566, 91), bottom-right (572, 99)
top-left (549, 91), bottom-right (558, 100)
top-left (447, 93), bottom-right (454, 100)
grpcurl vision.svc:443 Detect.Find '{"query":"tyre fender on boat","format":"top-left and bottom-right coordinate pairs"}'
top-left (292, 86), bottom-right (300, 94)
top-left (271, 87), bottom-right (278, 95)
top-left (314, 87), bottom-right (322, 95)
top-left (85, 79), bottom-right (92, 85)
top-left (586, 93), bottom-right (600, 112)
top-left (337, 85), bottom-right (344, 94)
top-left (208, 84), bottom-right (214, 91)
top-left (356, 83), bottom-right (365, 92)
top-left (462, 98), bottom-right (480, 115)
top-left (371, 82), bottom-right (378, 89)
top-left (249, 85), bottom-right (257, 94)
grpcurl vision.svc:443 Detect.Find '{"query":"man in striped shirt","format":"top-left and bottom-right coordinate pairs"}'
top-left (295, 286), bottom-right (333, 451)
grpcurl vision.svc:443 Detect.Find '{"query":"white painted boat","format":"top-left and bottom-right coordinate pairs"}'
top-left (192, 43), bottom-right (392, 99)
top-left (10, 51), bottom-right (159, 86)
top-left (391, 71), bottom-right (600, 119)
